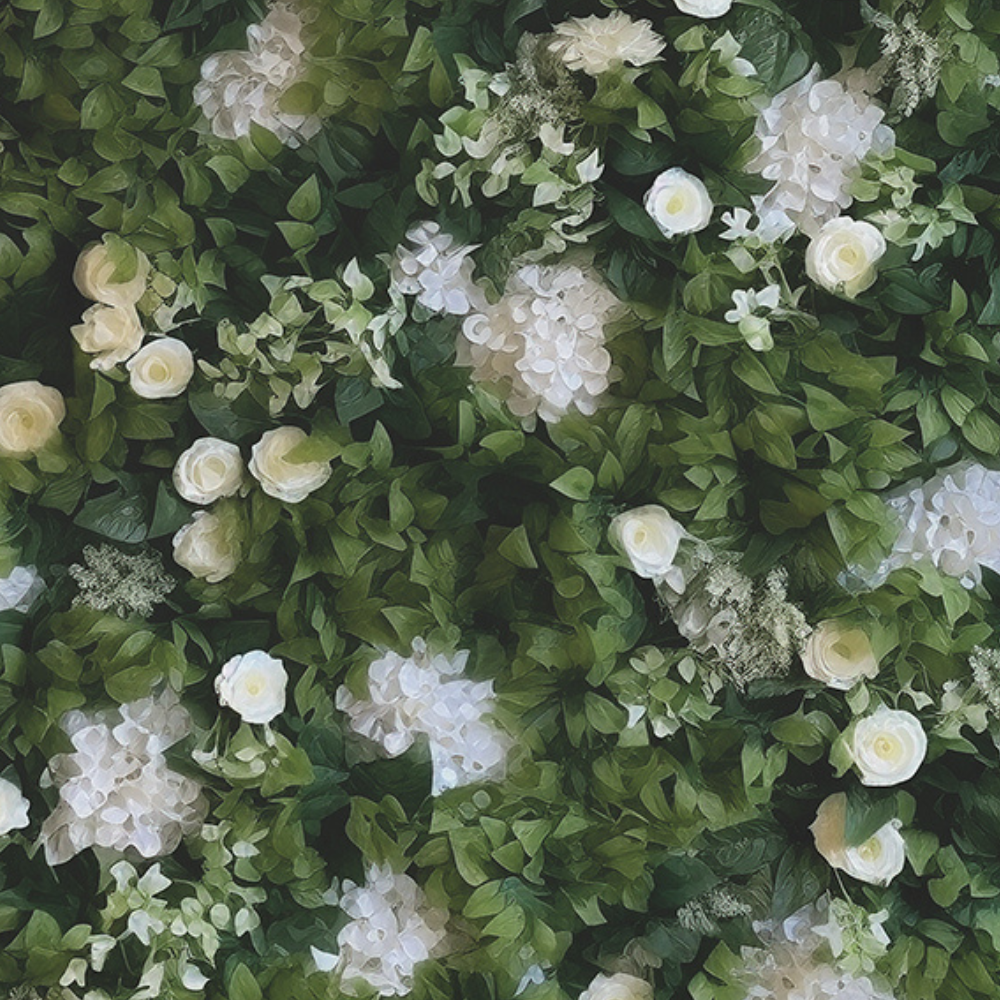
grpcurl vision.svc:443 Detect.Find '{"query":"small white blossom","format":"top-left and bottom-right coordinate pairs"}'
top-left (724, 284), bottom-right (781, 351)
top-left (0, 565), bottom-right (44, 614)
top-left (549, 12), bottom-right (665, 77)
top-left (390, 222), bottom-right (483, 316)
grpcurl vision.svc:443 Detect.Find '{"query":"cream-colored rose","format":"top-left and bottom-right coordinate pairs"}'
top-left (0, 777), bottom-right (29, 837)
top-left (849, 706), bottom-right (926, 787)
top-left (580, 973), bottom-right (653, 1000)
top-left (805, 218), bottom-right (886, 298)
top-left (249, 426), bottom-right (331, 504)
top-left (215, 650), bottom-right (287, 724)
top-left (609, 504), bottom-right (685, 582)
top-left (73, 238), bottom-right (150, 308)
top-left (0, 381), bottom-right (66, 459)
top-left (811, 792), bottom-right (906, 886)
top-left (71, 304), bottom-right (144, 371)
top-left (172, 509), bottom-right (241, 583)
top-left (173, 438), bottom-right (244, 505)
top-left (126, 337), bottom-right (195, 399)
top-left (674, 0), bottom-right (732, 16)
top-left (644, 168), bottom-right (713, 237)
top-left (802, 621), bottom-right (879, 690)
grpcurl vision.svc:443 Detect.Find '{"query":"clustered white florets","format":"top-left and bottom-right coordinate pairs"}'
top-left (193, 1), bottom-right (321, 147)
top-left (336, 640), bottom-right (509, 795)
top-left (747, 67), bottom-right (895, 237)
top-left (390, 222), bottom-right (483, 317)
top-left (40, 689), bottom-right (207, 865)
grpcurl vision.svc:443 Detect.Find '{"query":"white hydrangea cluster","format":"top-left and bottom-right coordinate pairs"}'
top-left (390, 222), bottom-right (484, 316)
top-left (336, 640), bottom-right (509, 795)
top-left (312, 865), bottom-right (449, 997)
top-left (0, 565), bottom-right (44, 614)
top-left (40, 689), bottom-right (207, 865)
top-left (193, 1), bottom-right (322, 147)
top-left (747, 67), bottom-right (895, 237)
top-left (458, 261), bottom-right (622, 427)
top-left (549, 11), bottom-right (666, 77)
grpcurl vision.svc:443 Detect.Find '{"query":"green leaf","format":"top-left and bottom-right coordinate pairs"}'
top-left (287, 175), bottom-right (321, 222)
top-left (74, 485), bottom-right (149, 543)
top-left (603, 186), bottom-right (664, 240)
top-left (550, 467), bottom-right (594, 501)
top-left (228, 964), bottom-right (262, 1000)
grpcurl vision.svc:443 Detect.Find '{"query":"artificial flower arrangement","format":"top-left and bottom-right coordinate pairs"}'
top-left (1, 0), bottom-right (1000, 998)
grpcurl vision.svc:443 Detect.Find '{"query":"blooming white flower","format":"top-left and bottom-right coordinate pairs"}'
top-left (802, 621), bottom-right (879, 690)
top-left (0, 565), bottom-right (44, 614)
top-left (644, 168), bottom-right (713, 238)
top-left (249, 426), bottom-right (332, 503)
top-left (0, 380), bottom-right (66, 459)
top-left (457, 261), bottom-right (621, 427)
top-left (747, 67), bottom-right (895, 237)
top-left (811, 792), bottom-right (906, 886)
top-left (0, 777), bottom-right (30, 836)
top-left (724, 284), bottom-right (781, 351)
top-left (609, 505), bottom-right (687, 589)
top-left (173, 508), bottom-right (242, 583)
top-left (579, 972), bottom-right (653, 1000)
top-left (40, 690), bottom-right (207, 865)
top-left (549, 12), bottom-right (666, 76)
top-left (127, 337), bottom-right (195, 399)
top-left (72, 303), bottom-right (144, 371)
top-left (390, 221), bottom-right (483, 316)
top-left (806, 218), bottom-right (886, 298)
top-left (173, 438), bottom-right (244, 505)
top-left (848, 707), bottom-right (926, 786)
top-left (74, 238), bottom-right (150, 308)
top-left (215, 650), bottom-right (288, 725)
top-left (674, 0), bottom-right (733, 19)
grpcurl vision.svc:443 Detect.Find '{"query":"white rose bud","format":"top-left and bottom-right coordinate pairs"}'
top-left (811, 792), bottom-right (906, 886)
top-left (173, 438), bottom-right (244, 505)
top-left (609, 504), bottom-right (686, 584)
top-left (173, 509), bottom-right (242, 583)
top-left (802, 621), bottom-right (880, 691)
top-left (644, 168), bottom-right (713, 237)
top-left (73, 238), bottom-right (150, 308)
top-left (805, 217), bottom-right (886, 298)
top-left (71, 303), bottom-right (144, 371)
top-left (580, 973), bottom-right (653, 1000)
top-left (674, 0), bottom-right (732, 16)
top-left (0, 380), bottom-right (66, 459)
top-left (249, 426), bottom-right (331, 504)
top-left (0, 777), bottom-right (30, 836)
top-left (848, 706), bottom-right (927, 787)
top-left (126, 337), bottom-right (195, 399)
top-left (215, 650), bottom-right (288, 725)
top-left (0, 566), bottom-right (45, 614)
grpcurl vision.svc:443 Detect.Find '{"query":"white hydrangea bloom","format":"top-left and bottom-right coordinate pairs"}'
top-left (193, 1), bottom-right (322, 147)
top-left (40, 690), bottom-right (207, 865)
top-left (549, 12), bottom-right (666, 76)
top-left (458, 261), bottom-right (622, 427)
top-left (336, 640), bottom-right (509, 795)
top-left (390, 222), bottom-right (484, 316)
top-left (0, 565), bottom-right (44, 614)
top-left (747, 67), bottom-right (895, 237)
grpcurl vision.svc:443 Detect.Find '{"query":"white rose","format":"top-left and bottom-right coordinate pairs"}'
top-left (126, 337), bottom-right (195, 399)
top-left (0, 380), bottom-right (66, 459)
top-left (0, 777), bottom-right (30, 836)
top-left (0, 566), bottom-right (44, 614)
top-left (805, 218), bottom-right (886, 298)
top-left (173, 438), bottom-right (244, 505)
top-left (71, 303), bottom-right (144, 371)
top-left (249, 426), bottom-right (331, 504)
top-left (580, 973), bottom-right (653, 1000)
top-left (802, 621), bottom-right (880, 690)
top-left (848, 706), bottom-right (926, 787)
top-left (644, 168), bottom-right (713, 237)
top-left (215, 650), bottom-right (288, 724)
top-left (674, 0), bottom-right (732, 16)
top-left (73, 238), bottom-right (150, 308)
top-left (173, 509), bottom-right (241, 583)
top-left (609, 505), bottom-right (686, 583)
top-left (811, 793), bottom-right (905, 886)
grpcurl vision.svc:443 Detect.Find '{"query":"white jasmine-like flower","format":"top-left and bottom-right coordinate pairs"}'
top-left (802, 621), bottom-right (880, 690)
top-left (811, 792), bottom-right (906, 886)
top-left (609, 505), bottom-right (687, 590)
top-left (72, 303), bottom-right (144, 371)
top-left (579, 972), bottom-right (653, 1000)
top-left (806, 218), bottom-right (886, 298)
top-left (74, 238), bottom-right (151, 309)
top-left (674, 0), bottom-right (733, 19)
top-left (126, 337), bottom-right (195, 399)
top-left (215, 650), bottom-right (288, 725)
top-left (747, 67), bottom-right (895, 237)
top-left (314, 864), bottom-right (448, 997)
top-left (173, 508), bottom-right (242, 583)
top-left (0, 777), bottom-right (30, 836)
top-left (724, 284), bottom-right (780, 351)
top-left (457, 261), bottom-right (622, 427)
top-left (249, 426), bottom-right (332, 503)
top-left (848, 707), bottom-right (926, 786)
top-left (390, 221), bottom-right (483, 316)
top-left (549, 12), bottom-right (666, 77)
top-left (0, 380), bottom-right (66, 459)
top-left (173, 438), bottom-right (244, 505)
top-left (40, 689), bottom-right (208, 865)
top-left (644, 168), bottom-right (713, 238)
top-left (0, 565), bottom-right (44, 614)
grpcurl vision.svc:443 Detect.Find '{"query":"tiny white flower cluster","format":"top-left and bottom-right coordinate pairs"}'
top-left (193, 1), bottom-right (321, 147)
top-left (336, 640), bottom-right (509, 795)
top-left (40, 689), bottom-right (207, 865)
top-left (312, 865), bottom-right (449, 997)
top-left (548, 12), bottom-right (666, 77)
top-left (69, 544), bottom-right (175, 619)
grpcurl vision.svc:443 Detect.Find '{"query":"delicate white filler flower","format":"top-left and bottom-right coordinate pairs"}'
top-left (249, 425), bottom-right (331, 503)
top-left (0, 565), bottom-right (45, 614)
top-left (802, 621), bottom-right (880, 690)
top-left (215, 650), bottom-right (288, 725)
top-left (811, 792), bottom-right (906, 886)
top-left (549, 12), bottom-right (666, 77)
top-left (0, 381), bottom-right (66, 459)
top-left (0, 777), bottom-right (30, 836)
top-left (173, 438), bottom-right (244, 505)
top-left (644, 168), bottom-right (713, 238)
top-left (724, 284), bottom-right (781, 351)
top-left (805, 218), bottom-right (886, 298)
top-left (848, 707), bottom-right (926, 786)
top-left (72, 304), bottom-right (144, 371)
top-left (127, 337), bottom-right (195, 399)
